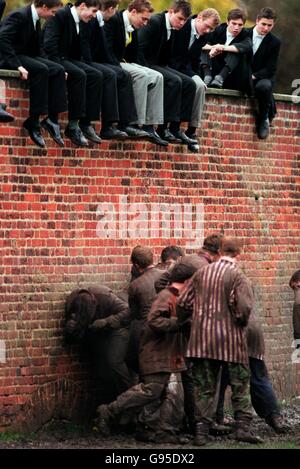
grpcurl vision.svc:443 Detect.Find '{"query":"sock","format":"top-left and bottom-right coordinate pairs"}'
top-left (157, 124), bottom-right (167, 134)
top-left (68, 119), bottom-right (79, 130)
top-left (27, 115), bottom-right (40, 127)
top-left (201, 65), bottom-right (212, 77)
top-left (169, 122), bottom-right (180, 134)
top-left (79, 118), bottom-right (91, 128)
top-left (186, 126), bottom-right (196, 137)
top-left (48, 114), bottom-right (58, 124)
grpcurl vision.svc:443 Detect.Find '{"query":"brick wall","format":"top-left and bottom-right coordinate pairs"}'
top-left (0, 74), bottom-right (299, 432)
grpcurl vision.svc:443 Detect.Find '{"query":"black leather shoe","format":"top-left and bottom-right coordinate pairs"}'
top-left (65, 126), bottom-right (89, 147)
top-left (210, 75), bottom-right (224, 89)
top-left (100, 126), bottom-right (127, 140)
top-left (203, 75), bottom-right (213, 86)
top-left (41, 118), bottom-right (64, 147)
top-left (80, 124), bottom-right (102, 144)
top-left (188, 143), bottom-right (200, 153)
top-left (0, 103), bottom-right (14, 122)
top-left (172, 130), bottom-right (197, 145)
top-left (158, 128), bottom-right (182, 143)
top-left (119, 125), bottom-right (149, 139)
top-left (143, 128), bottom-right (169, 147)
top-left (23, 119), bottom-right (45, 148)
top-left (257, 118), bottom-right (269, 139)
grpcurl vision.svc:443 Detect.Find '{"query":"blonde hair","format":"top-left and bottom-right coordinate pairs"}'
top-left (199, 8), bottom-right (221, 27)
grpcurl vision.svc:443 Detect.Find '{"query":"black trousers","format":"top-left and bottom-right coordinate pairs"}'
top-left (151, 65), bottom-right (196, 123)
top-left (89, 327), bottom-right (133, 404)
top-left (91, 63), bottom-right (138, 125)
top-left (2, 55), bottom-right (67, 117)
top-left (62, 59), bottom-right (102, 121)
top-left (108, 64), bottom-right (138, 125)
top-left (253, 78), bottom-right (275, 120)
top-left (201, 50), bottom-right (245, 91)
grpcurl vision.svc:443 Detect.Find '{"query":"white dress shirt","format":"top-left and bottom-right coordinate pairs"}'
top-left (225, 29), bottom-right (235, 46)
top-left (123, 10), bottom-right (134, 44)
top-left (252, 27), bottom-right (265, 54)
top-left (165, 13), bottom-right (173, 41)
top-left (96, 11), bottom-right (105, 28)
top-left (31, 3), bottom-right (39, 30)
top-left (71, 5), bottom-right (80, 34)
top-left (189, 19), bottom-right (200, 49)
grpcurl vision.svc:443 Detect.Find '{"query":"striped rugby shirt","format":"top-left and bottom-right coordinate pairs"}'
top-left (177, 257), bottom-right (254, 364)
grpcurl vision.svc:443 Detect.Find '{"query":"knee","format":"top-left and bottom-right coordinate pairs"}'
top-left (72, 68), bottom-right (86, 85)
top-left (35, 62), bottom-right (49, 78)
top-left (171, 75), bottom-right (182, 91)
top-left (255, 80), bottom-right (272, 95)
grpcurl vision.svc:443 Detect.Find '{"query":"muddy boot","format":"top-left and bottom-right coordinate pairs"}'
top-left (93, 404), bottom-right (116, 437)
top-left (209, 421), bottom-right (233, 436)
top-left (194, 422), bottom-right (209, 446)
top-left (265, 414), bottom-right (290, 434)
top-left (235, 423), bottom-right (263, 444)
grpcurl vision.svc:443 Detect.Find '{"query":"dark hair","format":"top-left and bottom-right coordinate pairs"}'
top-left (74, 0), bottom-right (100, 7)
top-left (34, 0), bottom-right (62, 7)
top-left (202, 234), bottom-right (222, 254)
top-left (220, 236), bottom-right (242, 257)
top-left (289, 270), bottom-right (300, 289)
top-left (256, 7), bottom-right (277, 21)
top-left (128, 0), bottom-right (154, 13)
top-left (130, 245), bottom-right (153, 268)
top-left (99, 0), bottom-right (119, 9)
top-left (227, 8), bottom-right (247, 24)
top-left (171, 0), bottom-right (191, 19)
top-left (161, 245), bottom-right (184, 263)
top-left (169, 263), bottom-right (196, 283)
top-left (65, 291), bottom-right (96, 342)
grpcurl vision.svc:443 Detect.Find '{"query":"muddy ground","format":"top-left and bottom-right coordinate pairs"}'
top-left (1, 402), bottom-right (300, 449)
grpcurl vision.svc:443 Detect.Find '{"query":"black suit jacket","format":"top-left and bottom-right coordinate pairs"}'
top-left (87, 17), bottom-right (116, 65)
top-left (169, 16), bottom-right (209, 76)
top-left (104, 10), bottom-right (139, 65)
top-left (246, 27), bottom-right (281, 81)
top-left (0, 5), bottom-right (41, 69)
top-left (0, 0), bottom-right (6, 21)
top-left (43, 5), bottom-right (90, 64)
top-left (138, 12), bottom-right (175, 67)
top-left (207, 22), bottom-right (252, 53)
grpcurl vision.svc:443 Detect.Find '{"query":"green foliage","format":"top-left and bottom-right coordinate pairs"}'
top-left (0, 431), bottom-right (36, 441)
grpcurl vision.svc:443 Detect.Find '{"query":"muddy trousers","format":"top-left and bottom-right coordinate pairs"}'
top-left (106, 372), bottom-right (170, 430)
top-left (193, 358), bottom-right (252, 426)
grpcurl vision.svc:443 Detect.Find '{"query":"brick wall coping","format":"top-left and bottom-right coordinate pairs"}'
top-left (0, 69), bottom-right (295, 104)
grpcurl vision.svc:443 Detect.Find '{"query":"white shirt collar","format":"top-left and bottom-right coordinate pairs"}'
top-left (253, 26), bottom-right (265, 40)
top-left (123, 10), bottom-right (134, 33)
top-left (71, 6), bottom-right (80, 34)
top-left (31, 4), bottom-right (39, 29)
top-left (96, 11), bottom-right (105, 27)
top-left (225, 28), bottom-right (235, 46)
